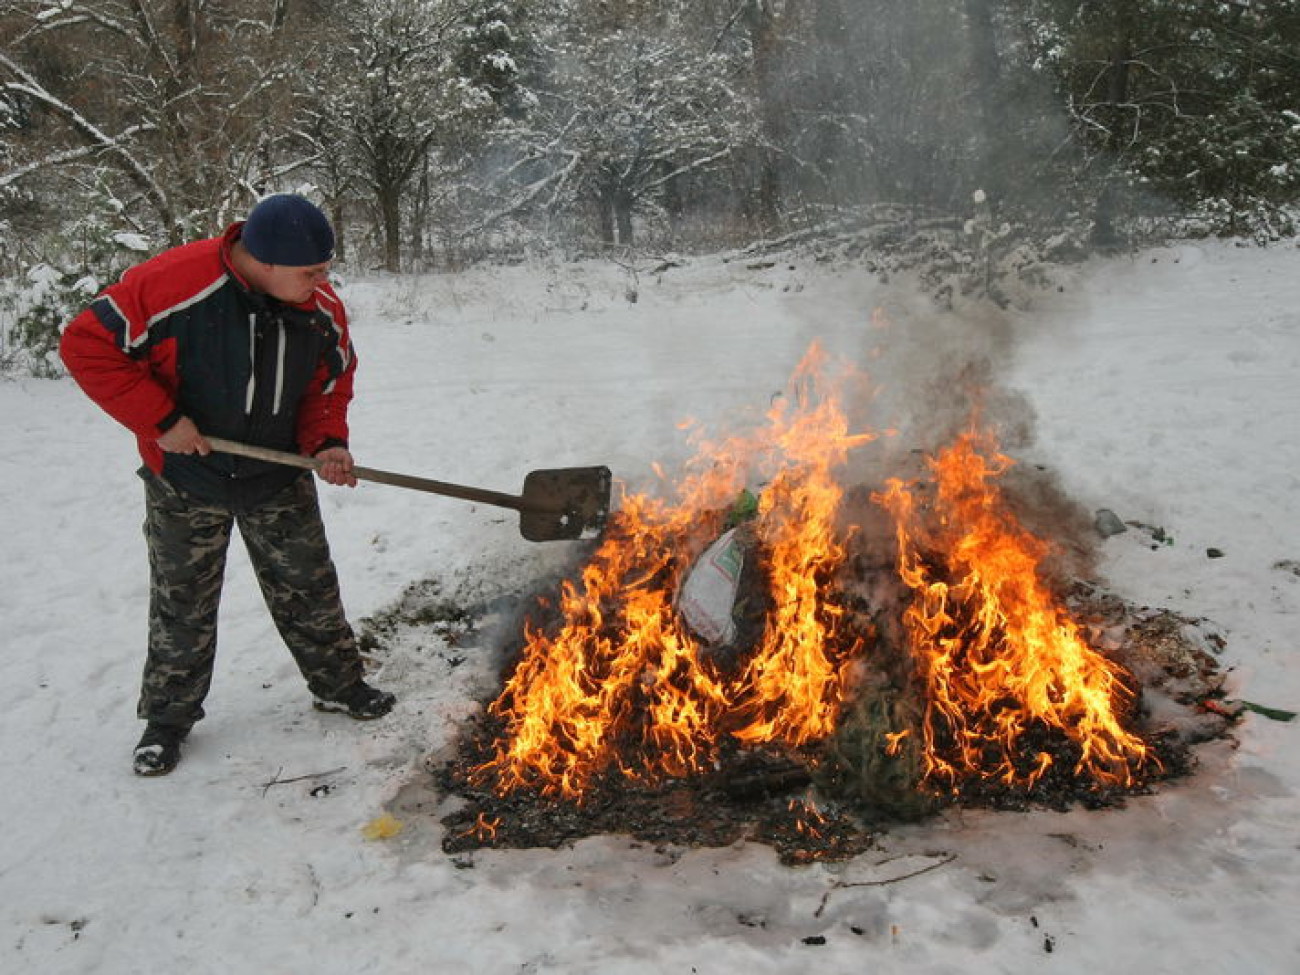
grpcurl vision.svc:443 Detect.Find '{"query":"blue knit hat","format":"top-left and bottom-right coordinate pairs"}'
top-left (242, 194), bottom-right (335, 266)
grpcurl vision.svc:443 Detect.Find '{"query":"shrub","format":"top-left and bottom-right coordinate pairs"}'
top-left (1, 221), bottom-right (148, 378)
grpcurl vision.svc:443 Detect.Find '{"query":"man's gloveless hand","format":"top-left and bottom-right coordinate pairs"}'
top-left (314, 446), bottom-right (357, 487)
top-left (157, 416), bottom-right (210, 455)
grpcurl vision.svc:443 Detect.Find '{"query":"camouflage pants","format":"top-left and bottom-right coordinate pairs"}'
top-left (139, 469), bottom-right (363, 728)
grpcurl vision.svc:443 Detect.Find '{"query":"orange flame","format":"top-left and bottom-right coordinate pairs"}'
top-left (727, 353), bottom-right (872, 745)
top-left (876, 427), bottom-right (1151, 791)
top-left (475, 344), bottom-right (874, 800)
top-left (790, 796), bottom-right (828, 839)
top-left (460, 812), bottom-right (501, 842)
top-left (474, 343), bottom-right (1153, 807)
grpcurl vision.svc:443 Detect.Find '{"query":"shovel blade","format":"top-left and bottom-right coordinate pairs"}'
top-left (519, 466), bottom-right (613, 542)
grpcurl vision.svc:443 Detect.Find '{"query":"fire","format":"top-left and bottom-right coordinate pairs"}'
top-left (790, 797), bottom-right (828, 839)
top-left (472, 343), bottom-right (1154, 809)
top-left (475, 344), bottom-right (874, 799)
top-left (460, 812), bottom-right (501, 842)
top-left (725, 366), bottom-right (870, 746)
top-left (876, 428), bottom-right (1153, 792)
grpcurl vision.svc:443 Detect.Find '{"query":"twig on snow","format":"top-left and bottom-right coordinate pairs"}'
top-left (261, 766), bottom-right (347, 797)
top-left (813, 853), bottom-right (958, 917)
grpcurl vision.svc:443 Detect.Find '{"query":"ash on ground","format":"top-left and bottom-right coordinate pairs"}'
top-left (435, 735), bottom-right (876, 866)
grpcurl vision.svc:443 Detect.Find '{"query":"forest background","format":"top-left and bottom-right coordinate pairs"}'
top-left (2, 0), bottom-right (1299, 372)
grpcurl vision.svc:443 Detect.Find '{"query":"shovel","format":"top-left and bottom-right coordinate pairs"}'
top-left (207, 437), bottom-right (612, 542)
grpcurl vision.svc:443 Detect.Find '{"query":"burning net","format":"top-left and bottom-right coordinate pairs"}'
top-left (468, 343), bottom-right (1157, 814)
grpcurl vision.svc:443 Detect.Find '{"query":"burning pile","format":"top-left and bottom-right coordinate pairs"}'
top-left (436, 344), bottom-right (1222, 862)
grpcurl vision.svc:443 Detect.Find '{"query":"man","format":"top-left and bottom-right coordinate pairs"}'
top-left (61, 193), bottom-right (395, 777)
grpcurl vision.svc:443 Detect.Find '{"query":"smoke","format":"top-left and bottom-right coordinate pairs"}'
top-left (828, 275), bottom-right (1102, 583)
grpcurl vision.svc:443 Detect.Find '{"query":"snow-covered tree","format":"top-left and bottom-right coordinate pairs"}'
top-left (0, 0), bottom-right (330, 244)
top-left (678, 0), bottom-right (1015, 228)
top-left (3, 0), bottom-right (1298, 279)
top-left (469, 0), bottom-right (755, 247)
top-left (308, 0), bottom-right (529, 270)
top-left (1021, 0), bottom-right (1300, 239)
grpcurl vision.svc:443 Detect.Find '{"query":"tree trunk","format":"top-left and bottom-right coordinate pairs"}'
top-left (1093, 7), bottom-right (1136, 250)
top-left (614, 188), bottom-right (634, 245)
top-left (661, 160), bottom-right (682, 234)
top-left (596, 176), bottom-right (635, 245)
top-left (597, 187), bottom-right (616, 245)
top-left (330, 200), bottom-right (347, 264)
top-left (380, 188), bottom-right (401, 271)
top-left (744, 0), bottom-right (786, 231)
top-left (964, 0), bottom-right (1005, 203)
top-left (411, 158), bottom-right (430, 268)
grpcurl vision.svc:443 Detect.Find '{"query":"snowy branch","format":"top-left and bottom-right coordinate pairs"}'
top-left (708, 1), bottom-right (752, 56)
top-left (0, 52), bottom-right (170, 224)
top-left (126, 0), bottom-right (179, 78)
top-left (462, 151), bottom-right (583, 238)
top-left (0, 133), bottom-right (145, 189)
top-left (639, 147), bottom-right (733, 195)
top-left (12, 3), bottom-right (138, 48)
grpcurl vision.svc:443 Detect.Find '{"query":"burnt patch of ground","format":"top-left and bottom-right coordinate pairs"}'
top-left (369, 504), bottom-right (1235, 867)
top-left (434, 732), bottom-right (877, 866)
top-left (421, 580), bottom-right (1232, 866)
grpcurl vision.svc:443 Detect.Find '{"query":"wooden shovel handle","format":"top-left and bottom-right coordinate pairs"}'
top-left (206, 436), bottom-right (530, 511)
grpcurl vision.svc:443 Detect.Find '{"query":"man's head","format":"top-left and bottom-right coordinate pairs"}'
top-left (239, 194), bottom-right (335, 303)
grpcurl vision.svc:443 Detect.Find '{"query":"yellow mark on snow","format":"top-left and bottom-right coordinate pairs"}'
top-left (360, 813), bottom-right (404, 841)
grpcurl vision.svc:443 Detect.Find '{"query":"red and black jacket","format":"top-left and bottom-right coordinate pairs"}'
top-left (60, 223), bottom-right (356, 506)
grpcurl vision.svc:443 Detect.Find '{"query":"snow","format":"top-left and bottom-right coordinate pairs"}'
top-left (2, 240), bottom-right (1299, 973)
top-left (110, 233), bottom-right (151, 253)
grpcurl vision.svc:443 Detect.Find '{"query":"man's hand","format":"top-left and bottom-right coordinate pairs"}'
top-left (314, 446), bottom-right (357, 487)
top-left (157, 416), bottom-right (210, 455)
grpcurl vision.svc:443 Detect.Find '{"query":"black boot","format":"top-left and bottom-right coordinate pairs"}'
top-left (132, 722), bottom-right (190, 776)
top-left (312, 680), bottom-right (396, 720)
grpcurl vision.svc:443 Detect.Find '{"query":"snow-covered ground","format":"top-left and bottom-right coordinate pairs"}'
top-left (1, 240), bottom-right (1297, 973)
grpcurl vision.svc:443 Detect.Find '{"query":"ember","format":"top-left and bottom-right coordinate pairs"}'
top-left (433, 344), bottom-right (1229, 862)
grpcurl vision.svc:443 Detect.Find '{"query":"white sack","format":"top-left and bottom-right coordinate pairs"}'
top-left (677, 527), bottom-right (745, 646)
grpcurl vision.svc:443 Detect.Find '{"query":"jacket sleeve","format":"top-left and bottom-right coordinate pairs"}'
top-left (59, 276), bottom-right (179, 439)
top-left (295, 287), bottom-right (355, 456)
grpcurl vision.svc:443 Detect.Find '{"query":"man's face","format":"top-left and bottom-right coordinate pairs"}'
top-left (262, 261), bottom-right (332, 304)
